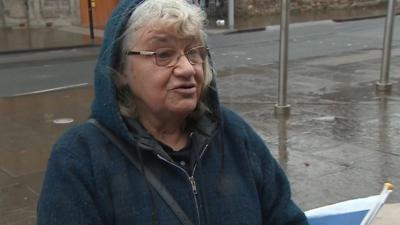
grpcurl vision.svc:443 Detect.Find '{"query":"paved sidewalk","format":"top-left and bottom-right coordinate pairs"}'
top-left (1, 5), bottom-right (394, 54)
top-left (1, 45), bottom-right (399, 224)
top-left (217, 48), bottom-right (400, 210)
top-left (0, 26), bottom-right (102, 54)
top-left (1, 7), bottom-right (400, 224)
top-left (0, 24), bottom-right (229, 53)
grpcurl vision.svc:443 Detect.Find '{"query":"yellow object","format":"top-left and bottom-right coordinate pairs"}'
top-left (91, 0), bottom-right (96, 8)
top-left (384, 182), bottom-right (394, 191)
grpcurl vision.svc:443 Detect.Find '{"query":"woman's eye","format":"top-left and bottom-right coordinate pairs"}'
top-left (187, 49), bottom-right (198, 56)
top-left (156, 49), bottom-right (175, 59)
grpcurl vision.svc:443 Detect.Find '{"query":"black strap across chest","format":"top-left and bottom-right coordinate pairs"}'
top-left (87, 118), bottom-right (193, 225)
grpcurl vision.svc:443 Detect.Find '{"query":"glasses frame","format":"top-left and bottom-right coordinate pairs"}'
top-left (127, 45), bottom-right (209, 68)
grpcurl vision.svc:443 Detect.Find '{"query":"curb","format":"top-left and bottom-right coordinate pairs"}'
top-left (208, 19), bottom-right (336, 35)
top-left (333, 12), bottom-right (400, 22)
top-left (0, 43), bottom-right (101, 55)
top-left (222, 27), bottom-right (267, 35)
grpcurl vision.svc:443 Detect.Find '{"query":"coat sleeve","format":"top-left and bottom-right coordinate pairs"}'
top-left (37, 132), bottom-right (106, 225)
top-left (244, 124), bottom-right (309, 225)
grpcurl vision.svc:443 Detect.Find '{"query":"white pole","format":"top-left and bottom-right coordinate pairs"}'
top-left (359, 183), bottom-right (394, 225)
top-left (274, 0), bottom-right (291, 117)
top-left (228, 0), bottom-right (234, 30)
top-left (376, 0), bottom-right (396, 93)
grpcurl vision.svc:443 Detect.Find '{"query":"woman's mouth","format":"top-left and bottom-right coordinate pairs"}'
top-left (172, 84), bottom-right (197, 94)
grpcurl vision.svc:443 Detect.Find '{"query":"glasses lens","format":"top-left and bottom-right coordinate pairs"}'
top-left (186, 47), bottom-right (207, 64)
top-left (155, 48), bottom-right (176, 66)
top-left (154, 47), bottom-right (208, 67)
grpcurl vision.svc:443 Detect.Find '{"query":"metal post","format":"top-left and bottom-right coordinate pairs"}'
top-left (200, 0), bottom-right (206, 9)
top-left (0, 0), bottom-right (8, 47)
top-left (277, 117), bottom-right (289, 171)
top-left (0, 0), bottom-right (6, 28)
top-left (88, 0), bottom-right (95, 40)
top-left (274, 0), bottom-right (291, 117)
top-left (24, 0), bottom-right (33, 48)
top-left (24, 0), bottom-right (30, 28)
top-left (376, 0), bottom-right (396, 94)
top-left (228, 0), bottom-right (234, 30)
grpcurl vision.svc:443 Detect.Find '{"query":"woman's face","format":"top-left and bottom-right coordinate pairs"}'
top-left (123, 26), bottom-right (205, 120)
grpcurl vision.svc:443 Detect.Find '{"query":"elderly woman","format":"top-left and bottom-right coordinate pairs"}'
top-left (37, 0), bottom-right (308, 225)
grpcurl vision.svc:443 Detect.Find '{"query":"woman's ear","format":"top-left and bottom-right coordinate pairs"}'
top-left (117, 54), bottom-right (132, 86)
top-left (115, 71), bottom-right (129, 88)
top-left (119, 60), bottom-right (132, 86)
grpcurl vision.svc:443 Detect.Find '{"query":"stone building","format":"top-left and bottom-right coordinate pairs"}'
top-left (0, 0), bottom-right (116, 28)
top-left (0, 0), bottom-right (398, 28)
top-left (0, 0), bottom-right (79, 27)
top-left (235, 0), bottom-right (398, 16)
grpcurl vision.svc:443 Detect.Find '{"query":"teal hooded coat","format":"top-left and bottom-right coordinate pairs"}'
top-left (37, 1), bottom-right (308, 225)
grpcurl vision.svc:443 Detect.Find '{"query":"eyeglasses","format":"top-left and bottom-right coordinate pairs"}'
top-left (127, 46), bottom-right (208, 67)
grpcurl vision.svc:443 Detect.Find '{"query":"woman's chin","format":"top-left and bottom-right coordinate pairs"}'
top-left (168, 102), bottom-right (198, 117)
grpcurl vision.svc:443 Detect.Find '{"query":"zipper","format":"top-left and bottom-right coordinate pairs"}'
top-left (189, 176), bottom-right (198, 194)
top-left (191, 144), bottom-right (208, 177)
top-left (157, 155), bottom-right (202, 225)
top-left (156, 143), bottom-right (209, 225)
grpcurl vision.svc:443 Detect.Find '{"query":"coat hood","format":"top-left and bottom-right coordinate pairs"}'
top-left (90, 0), bottom-right (221, 144)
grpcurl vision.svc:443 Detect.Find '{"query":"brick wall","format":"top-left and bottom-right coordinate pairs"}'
top-left (235, 0), bottom-right (397, 16)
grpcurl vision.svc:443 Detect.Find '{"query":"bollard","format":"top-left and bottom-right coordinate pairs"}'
top-left (88, 0), bottom-right (95, 40)
top-left (24, 0), bottom-right (30, 28)
top-left (376, 0), bottom-right (396, 94)
top-left (0, 0), bottom-right (6, 28)
top-left (277, 116), bottom-right (289, 171)
top-left (24, 0), bottom-right (33, 48)
top-left (228, 0), bottom-right (234, 30)
top-left (200, 0), bottom-right (206, 10)
top-left (274, 0), bottom-right (291, 117)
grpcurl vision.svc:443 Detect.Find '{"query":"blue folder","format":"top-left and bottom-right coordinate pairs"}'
top-left (305, 195), bottom-right (380, 225)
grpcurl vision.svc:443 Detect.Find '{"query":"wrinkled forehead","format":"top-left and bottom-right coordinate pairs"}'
top-left (133, 24), bottom-right (202, 48)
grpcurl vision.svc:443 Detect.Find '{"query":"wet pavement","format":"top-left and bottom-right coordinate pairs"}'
top-left (0, 87), bottom-right (92, 225)
top-left (1, 7), bottom-right (400, 225)
top-left (0, 27), bottom-right (102, 54)
top-left (1, 46), bottom-right (399, 224)
top-left (218, 50), bottom-right (400, 209)
top-left (210, 4), bottom-right (396, 31)
top-left (0, 5), bottom-right (397, 53)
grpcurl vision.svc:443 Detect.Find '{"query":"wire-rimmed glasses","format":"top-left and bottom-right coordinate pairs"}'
top-left (127, 46), bottom-right (208, 67)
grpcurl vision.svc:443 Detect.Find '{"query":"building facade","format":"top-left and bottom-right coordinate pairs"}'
top-left (0, 0), bottom-right (398, 28)
top-left (1, 0), bottom-right (79, 28)
top-left (0, 0), bottom-right (116, 28)
top-left (235, 0), bottom-right (397, 16)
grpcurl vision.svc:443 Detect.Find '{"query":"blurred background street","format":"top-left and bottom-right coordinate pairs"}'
top-left (1, 1), bottom-right (400, 224)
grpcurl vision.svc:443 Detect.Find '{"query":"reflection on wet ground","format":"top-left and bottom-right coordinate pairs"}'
top-left (219, 49), bottom-right (400, 209)
top-left (0, 28), bottom-right (102, 53)
top-left (0, 87), bottom-right (92, 225)
top-left (1, 5), bottom-right (398, 53)
top-left (1, 49), bottom-right (400, 224)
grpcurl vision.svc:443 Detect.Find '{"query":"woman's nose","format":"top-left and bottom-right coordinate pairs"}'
top-left (173, 54), bottom-right (196, 77)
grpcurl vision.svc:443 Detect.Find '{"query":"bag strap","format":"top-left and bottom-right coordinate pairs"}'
top-left (87, 119), bottom-right (193, 225)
